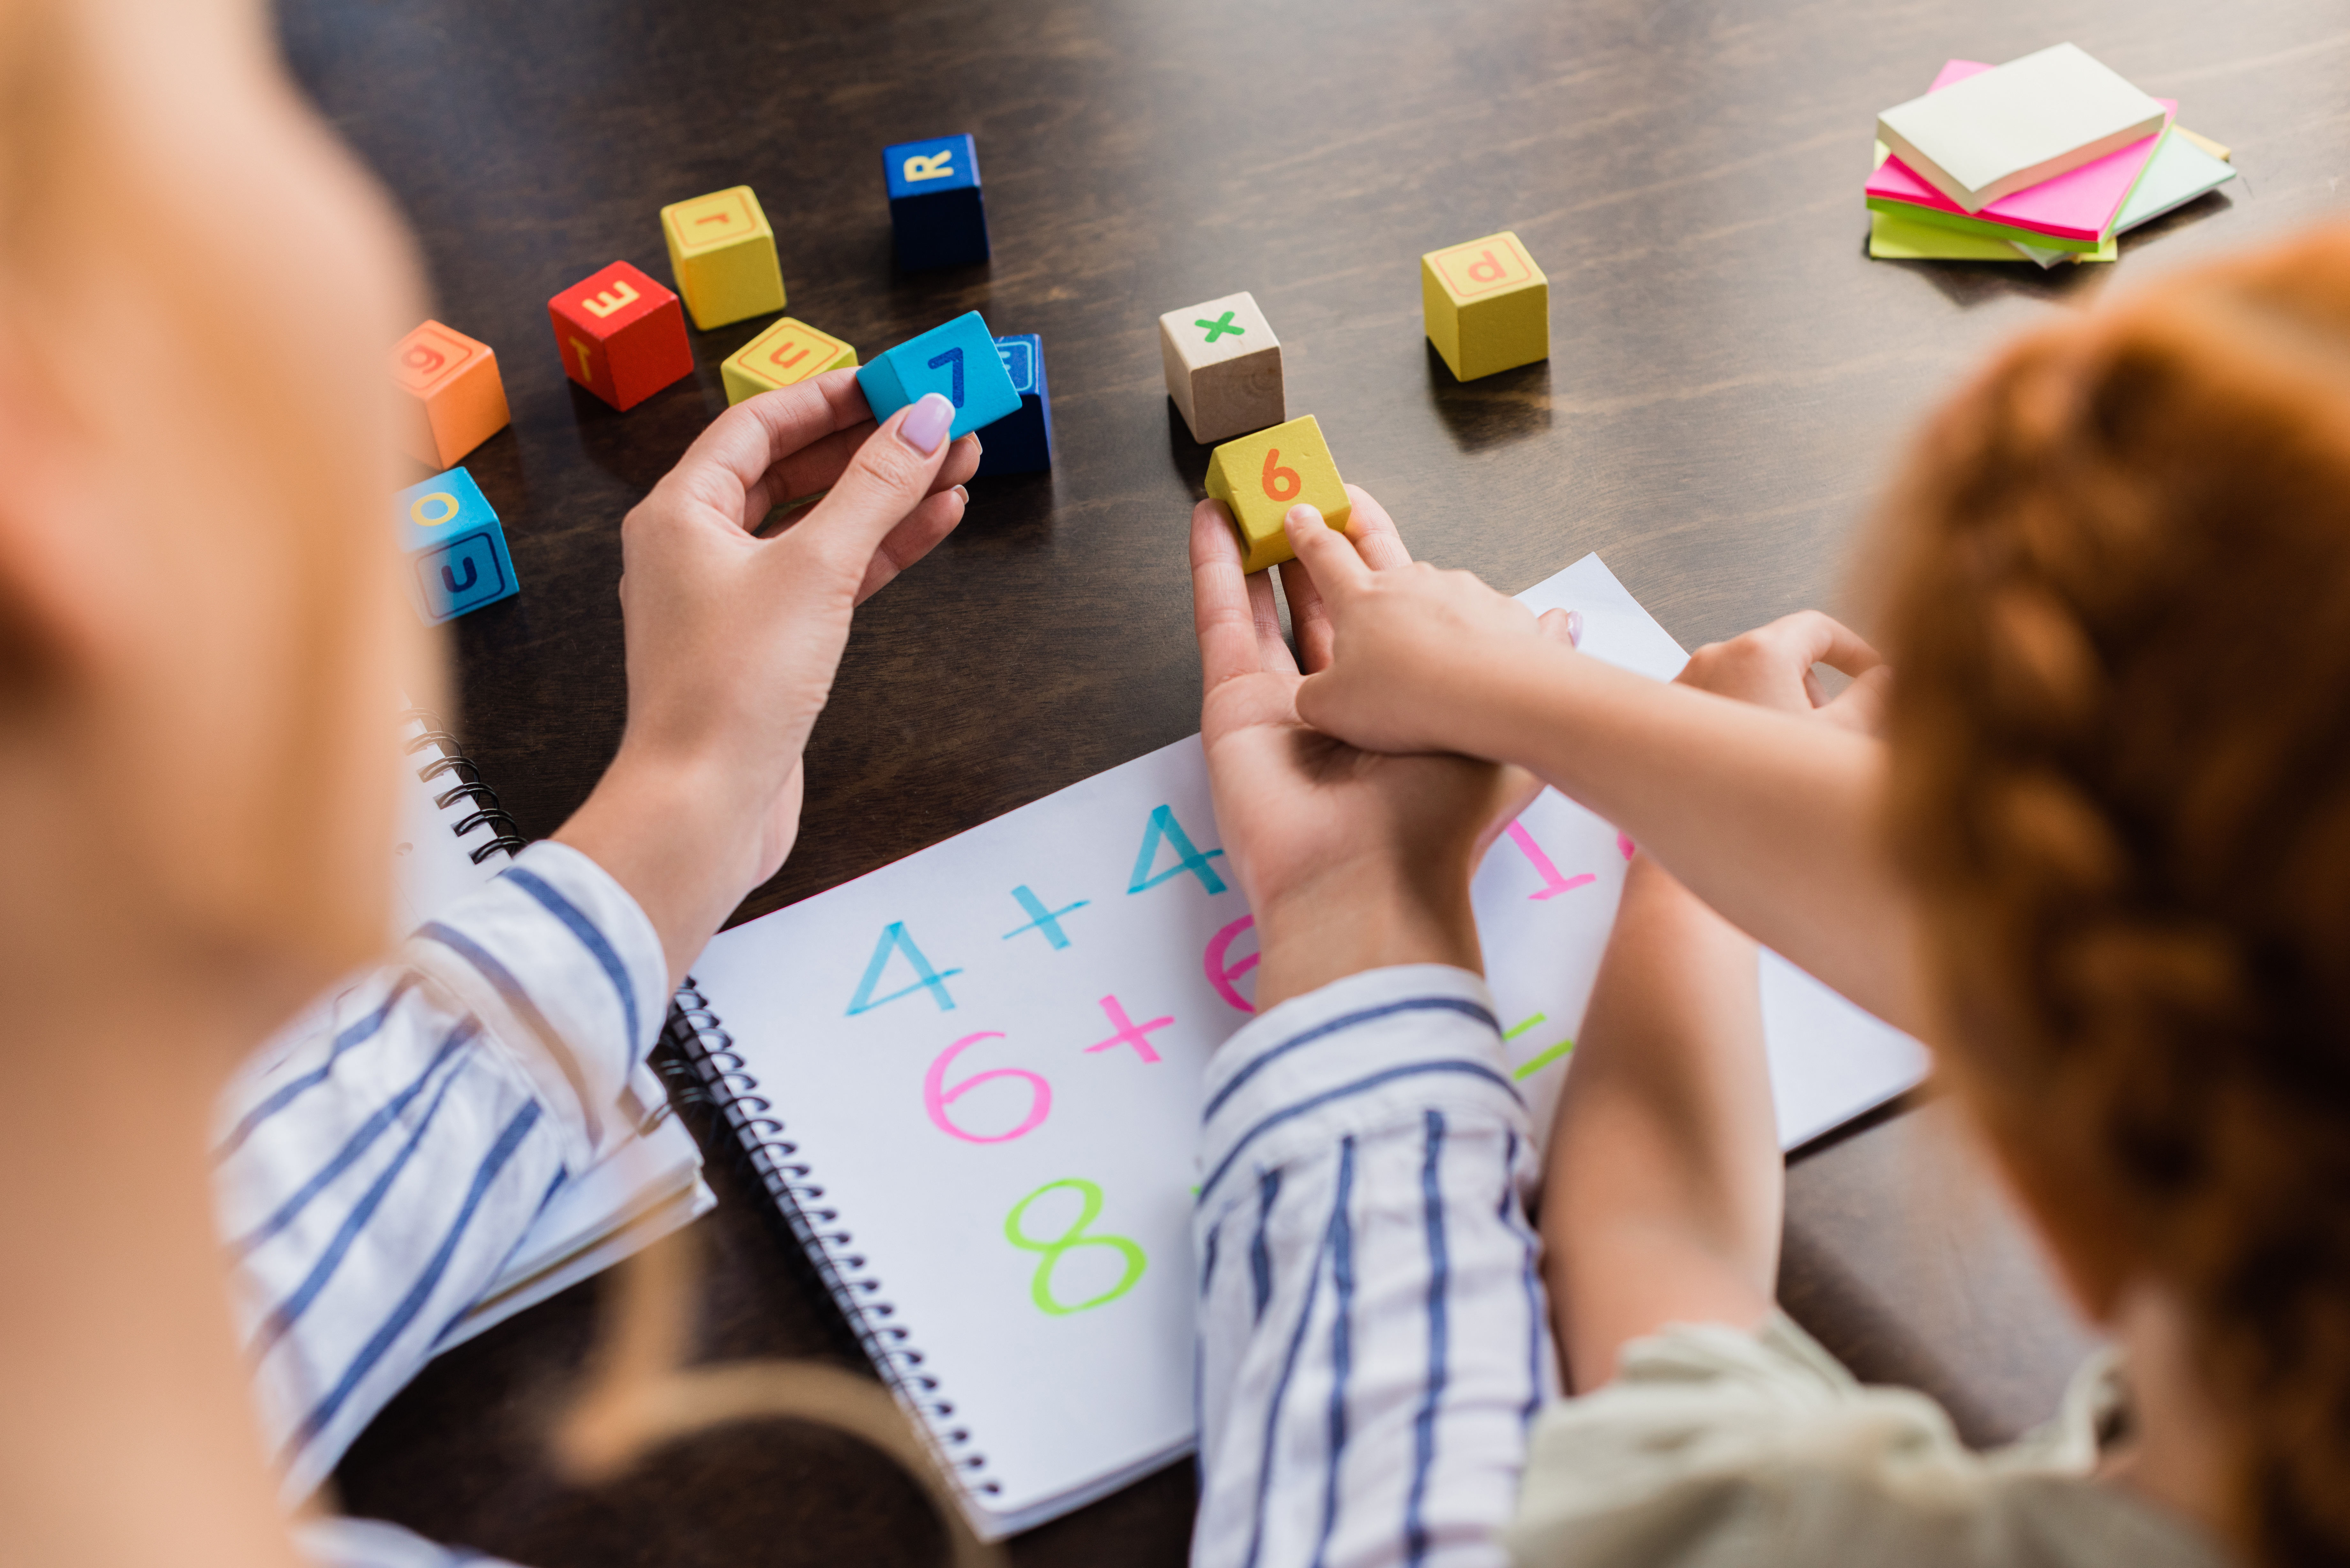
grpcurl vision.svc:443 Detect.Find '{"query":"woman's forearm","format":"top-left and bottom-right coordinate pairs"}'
top-left (1463, 641), bottom-right (1924, 1034)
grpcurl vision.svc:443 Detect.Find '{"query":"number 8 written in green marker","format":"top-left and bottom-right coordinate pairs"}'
top-left (1004, 1178), bottom-right (1146, 1315)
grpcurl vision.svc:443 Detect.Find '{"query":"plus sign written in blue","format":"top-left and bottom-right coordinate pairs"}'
top-left (1001, 885), bottom-right (1091, 949)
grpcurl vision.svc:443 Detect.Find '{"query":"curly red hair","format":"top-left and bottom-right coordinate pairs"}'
top-left (1879, 225), bottom-right (2350, 1564)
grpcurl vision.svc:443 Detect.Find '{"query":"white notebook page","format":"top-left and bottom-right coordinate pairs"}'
top-left (692, 553), bottom-right (1927, 1536)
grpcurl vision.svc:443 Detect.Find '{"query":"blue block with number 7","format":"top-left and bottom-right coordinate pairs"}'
top-left (392, 467), bottom-right (519, 623)
top-left (973, 334), bottom-right (1054, 477)
top-left (855, 311), bottom-right (1022, 442)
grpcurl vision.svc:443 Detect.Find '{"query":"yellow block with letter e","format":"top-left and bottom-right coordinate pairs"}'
top-left (1421, 231), bottom-right (1549, 382)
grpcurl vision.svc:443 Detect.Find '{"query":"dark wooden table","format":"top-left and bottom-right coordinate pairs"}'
top-left (297, 1), bottom-right (2350, 1561)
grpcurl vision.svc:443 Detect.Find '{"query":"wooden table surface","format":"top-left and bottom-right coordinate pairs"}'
top-left (296, 0), bottom-right (2350, 1561)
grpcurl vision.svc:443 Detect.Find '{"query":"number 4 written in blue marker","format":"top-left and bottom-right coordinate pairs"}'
top-left (927, 346), bottom-right (965, 406)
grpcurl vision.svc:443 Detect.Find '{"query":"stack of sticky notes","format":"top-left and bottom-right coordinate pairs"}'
top-left (1867, 43), bottom-right (2236, 269)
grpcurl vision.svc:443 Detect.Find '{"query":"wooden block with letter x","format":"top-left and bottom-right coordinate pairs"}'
top-left (1421, 231), bottom-right (1548, 381)
top-left (1159, 290), bottom-right (1283, 445)
top-left (1204, 413), bottom-right (1349, 574)
top-left (722, 318), bottom-right (858, 405)
top-left (548, 261), bottom-right (694, 412)
top-left (390, 320), bottom-right (510, 468)
top-left (661, 185), bottom-right (786, 331)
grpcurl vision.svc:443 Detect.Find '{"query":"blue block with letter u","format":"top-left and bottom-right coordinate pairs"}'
top-left (392, 467), bottom-right (519, 624)
top-left (973, 333), bottom-right (1053, 477)
top-left (856, 310), bottom-right (1022, 442)
top-left (884, 133), bottom-right (989, 271)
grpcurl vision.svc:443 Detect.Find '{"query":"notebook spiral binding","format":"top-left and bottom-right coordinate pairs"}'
top-left (399, 710), bottom-right (527, 864)
top-left (659, 979), bottom-right (1001, 1499)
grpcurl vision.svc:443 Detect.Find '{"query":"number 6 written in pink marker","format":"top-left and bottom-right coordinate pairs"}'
top-left (923, 1031), bottom-right (1052, 1144)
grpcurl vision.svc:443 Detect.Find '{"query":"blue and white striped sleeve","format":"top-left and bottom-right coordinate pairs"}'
top-left (295, 1516), bottom-right (527, 1568)
top-left (1192, 965), bottom-right (1558, 1568)
top-left (213, 839), bottom-right (668, 1506)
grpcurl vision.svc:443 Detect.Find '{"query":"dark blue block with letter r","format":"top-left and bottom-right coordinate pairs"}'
top-left (884, 133), bottom-right (989, 271)
top-left (974, 334), bottom-right (1054, 477)
top-left (391, 467), bottom-right (518, 623)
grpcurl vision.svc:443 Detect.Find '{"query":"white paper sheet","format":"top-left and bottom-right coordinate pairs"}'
top-left (691, 553), bottom-right (1928, 1536)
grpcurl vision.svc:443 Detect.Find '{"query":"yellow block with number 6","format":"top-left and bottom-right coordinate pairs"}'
top-left (661, 185), bottom-right (786, 331)
top-left (1204, 413), bottom-right (1350, 573)
top-left (1422, 230), bottom-right (1548, 382)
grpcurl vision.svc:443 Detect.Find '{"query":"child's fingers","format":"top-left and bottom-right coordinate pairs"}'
top-left (1280, 556), bottom-right (1335, 673)
top-left (1780, 610), bottom-right (1885, 682)
top-left (1194, 499), bottom-right (1271, 692)
top-left (1284, 504), bottom-right (1374, 599)
top-left (1336, 484), bottom-right (1414, 572)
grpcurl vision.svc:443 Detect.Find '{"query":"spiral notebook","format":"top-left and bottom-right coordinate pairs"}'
top-left (390, 712), bottom-right (716, 1350)
top-left (667, 554), bottom-right (1930, 1541)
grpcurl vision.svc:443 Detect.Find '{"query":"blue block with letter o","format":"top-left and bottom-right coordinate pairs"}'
top-left (392, 467), bottom-right (519, 624)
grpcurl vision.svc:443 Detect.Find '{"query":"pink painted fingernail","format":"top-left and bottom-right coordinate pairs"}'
top-left (1566, 609), bottom-right (1585, 647)
top-left (899, 392), bottom-right (955, 455)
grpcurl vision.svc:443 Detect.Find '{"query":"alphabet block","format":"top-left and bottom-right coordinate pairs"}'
top-left (722, 317), bottom-right (858, 406)
top-left (392, 467), bottom-right (518, 623)
top-left (1159, 290), bottom-right (1283, 445)
top-left (855, 310), bottom-right (1021, 441)
top-left (661, 185), bottom-right (787, 330)
top-left (972, 334), bottom-right (1054, 477)
top-left (885, 134), bottom-right (989, 271)
top-left (390, 320), bottom-right (510, 468)
top-left (1421, 231), bottom-right (1549, 382)
top-left (547, 261), bottom-right (693, 412)
top-left (1203, 414), bottom-right (1349, 574)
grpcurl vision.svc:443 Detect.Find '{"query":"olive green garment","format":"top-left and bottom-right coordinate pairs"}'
top-left (1506, 1311), bottom-right (2227, 1568)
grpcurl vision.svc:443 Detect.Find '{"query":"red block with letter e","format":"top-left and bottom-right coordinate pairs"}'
top-left (547, 260), bottom-right (694, 411)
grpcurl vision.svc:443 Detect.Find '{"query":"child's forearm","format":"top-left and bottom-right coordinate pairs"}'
top-left (1459, 639), bottom-right (1923, 1034)
top-left (1542, 856), bottom-right (1783, 1391)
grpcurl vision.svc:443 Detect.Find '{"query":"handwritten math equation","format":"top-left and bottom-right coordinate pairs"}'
top-left (831, 800), bottom-right (1623, 1317)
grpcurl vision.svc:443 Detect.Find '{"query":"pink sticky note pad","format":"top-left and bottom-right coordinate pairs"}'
top-left (1868, 59), bottom-right (2175, 243)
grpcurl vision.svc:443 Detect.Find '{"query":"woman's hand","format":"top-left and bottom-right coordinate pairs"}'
top-left (1285, 491), bottom-right (1574, 757)
top-left (558, 372), bottom-right (981, 988)
top-left (1192, 488), bottom-right (1565, 1013)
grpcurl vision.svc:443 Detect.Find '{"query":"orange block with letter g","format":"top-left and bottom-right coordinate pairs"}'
top-left (390, 320), bottom-right (510, 467)
top-left (547, 260), bottom-right (694, 412)
top-left (1421, 231), bottom-right (1549, 381)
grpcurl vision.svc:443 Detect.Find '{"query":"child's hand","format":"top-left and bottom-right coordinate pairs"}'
top-left (1285, 487), bottom-right (1575, 756)
top-left (1676, 612), bottom-right (1889, 735)
top-left (557, 372), bottom-right (981, 986)
top-left (1191, 493), bottom-right (1563, 1013)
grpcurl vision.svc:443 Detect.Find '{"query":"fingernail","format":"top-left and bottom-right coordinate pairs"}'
top-left (953, 484), bottom-right (969, 503)
top-left (1285, 504), bottom-right (1321, 529)
top-left (899, 392), bottom-right (955, 455)
top-left (1566, 609), bottom-right (1585, 648)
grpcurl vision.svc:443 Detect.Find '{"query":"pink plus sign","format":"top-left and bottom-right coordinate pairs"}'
top-left (1083, 994), bottom-right (1175, 1064)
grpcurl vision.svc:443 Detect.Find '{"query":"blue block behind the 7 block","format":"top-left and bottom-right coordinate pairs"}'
top-left (856, 311), bottom-right (1022, 441)
top-left (393, 467), bottom-right (518, 623)
top-left (974, 334), bottom-right (1053, 477)
top-left (884, 133), bottom-right (989, 271)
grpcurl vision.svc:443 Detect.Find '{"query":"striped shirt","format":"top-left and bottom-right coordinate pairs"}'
top-left (229, 854), bottom-right (1551, 1567)
top-left (1194, 964), bottom-right (1558, 1568)
top-left (214, 841), bottom-right (664, 1568)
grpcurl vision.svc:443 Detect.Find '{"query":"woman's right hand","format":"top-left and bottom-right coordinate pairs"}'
top-left (1286, 487), bottom-right (1575, 756)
